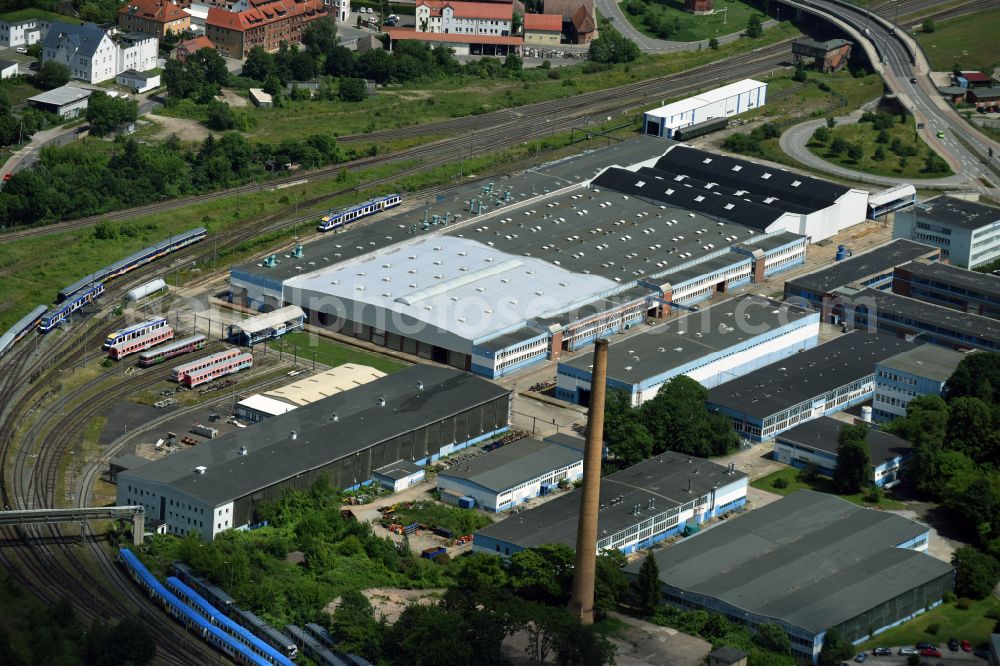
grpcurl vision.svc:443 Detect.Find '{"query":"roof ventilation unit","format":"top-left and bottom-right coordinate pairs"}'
top-left (238, 447), bottom-right (248, 456)
top-left (289, 431), bottom-right (297, 440)
top-left (194, 466), bottom-right (207, 475)
top-left (376, 397), bottom-right (386, 407)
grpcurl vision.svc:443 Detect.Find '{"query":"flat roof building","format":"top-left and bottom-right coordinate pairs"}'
top-left (893, 258), bottom-right (1000, 320)
top-left (873, 343), bottom-right (967, 423)
top-left (117, 365), bottom-right (511, 540)
top-left (473, 450), bottom-right (747, 556)
top-left (893, 195), bottom-right (1000, 269)
top-left (264, 363), bottom-right (388, 405)
top-left (773, 416), bottom-right (913, 486)
top-left (234, 394), bottom-right (298, 423)
top-left (556, 295), bottom-right (820, 406)
top-left (642, 79), bottom-right (767, 139)
top-left (371, 459), bottom-right (425, 493)
top-left (706, 332), bottom-right (913, 441)
top-left (625, 491), bottom-right (953, 662)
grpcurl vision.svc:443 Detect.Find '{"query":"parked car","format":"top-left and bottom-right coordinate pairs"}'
top-left (899, 647), bottom-right (919, 655)
top-left (920, 647), bottom-right (942, 657)
top-left (872, 647), bottom-right (891, 656)
top-left (962, 640), bottom-right (973, 652)
top-left (916, 642), bottom-right (937, 650)
top-left (15, 46), bottom-right (27, 53)
top-left (948, 638), bottom-right (960, 651)
top-left (2, 173), bottom-right (11, 182)
top-left (936, 131), bottom-right (946, 138)
top-left (909, 76), bottom-right (917, 83)
top-left (854, 654), bottom-right (867, 663)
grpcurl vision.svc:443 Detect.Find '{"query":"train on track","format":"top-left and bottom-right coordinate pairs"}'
top-left (39, 282), bottom-right (105, 332)
top-left (0, 305), bottom-right (48, 359)
top-left (170, 348), bottom-right (252, 387)
top-left (283, 624), bottom-right (347, 666)
top-left (104, 317), bottom-right (170, 349)
top-left (108, 325), bottom-right (175, 360)
top-left (317, 194), bottom-right (401, 232)
top-left (138, 334), bottom-right (207, 367)
top-left (117, 548), bottom-right (273, 666)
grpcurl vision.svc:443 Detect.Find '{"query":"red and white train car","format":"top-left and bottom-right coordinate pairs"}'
top-left (109, 325), bottom-right (175, 360)
top-left (170, 348), bottom-right (242, 383)
top-left (184, 352), bottom-right (253, 388)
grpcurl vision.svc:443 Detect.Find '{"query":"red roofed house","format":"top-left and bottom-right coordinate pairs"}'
top-left (118, 0), bottom-right (192, 38)
top-left (172, 34), bottom-right (215, 60)
top-left (542, 0), bottom-right (596, 44)
top-left (523, 13), bottom-right (561, 45)
top-left (205, 0), bottom-right (327, 58)
top-left (390, 1), bottom-right (521, 55)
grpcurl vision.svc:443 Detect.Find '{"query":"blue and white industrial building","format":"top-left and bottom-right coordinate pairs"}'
top-left (232, 140), bottom-right (869, 379)
top-left (642, 79), bottom-right (767, 139)
top-left (371, 459), bottom-right (426, 493)
top-left (473, 450), bottom-right (747, 556)
top-left (773, 416), bottom-right (913, 486)
top-left (706, 332), bottom-right (913, 441)
top-left (436, 436), bottom-right (585, 512)
top-left (893, 195), bottom-right (1000, 269)
top-left (556, 295), bottom-right (820, 406)
top-left (872, 344), bottom-right (967, 422)
top-left (893, 258), bottom-right (1000, 320)
top-left (625, 490), bottom-right (954, 664)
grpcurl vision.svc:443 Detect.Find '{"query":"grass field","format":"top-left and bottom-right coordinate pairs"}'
top-left (392, 502), bottom-right (493, 537)
top-left (859, 596), bottom-right (1000, 652)
top-left (621, 0), bottom-right (766, 43)
top-left (750, 467), bottom-right (907, 509)
top-left (915, 8), bottom-right (1000, 72)
top-left (0, 8), bottom-right (81, 23)
top-left (806, 116), bottom-right (953, 179)
top-left (270, 331), bottom-right (406, 374)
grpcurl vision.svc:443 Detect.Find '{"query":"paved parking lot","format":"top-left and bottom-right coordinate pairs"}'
top-left (857, 645), bottom-right (983, 665)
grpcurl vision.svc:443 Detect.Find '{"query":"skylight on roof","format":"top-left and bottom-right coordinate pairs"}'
top-left (724, 203), bottom-right (735, 210)
top-left (635, 180), bottom-right (646, 188)
top-left (732, 165), bottom-right (742, 172)
top-left (791, 180), bottom-right (802, 187)
top-left (764, 196), bottom-right (778, 204)
top-left (695, 195), bottom-right (705, 202)
top-left (762, 173), bottom-right (772, 180)
top-left (702, 157), bottom-right (712, 164)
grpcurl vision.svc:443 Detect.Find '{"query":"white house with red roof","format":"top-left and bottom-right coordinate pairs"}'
top-left (388, 0), bottom-right (521, 55)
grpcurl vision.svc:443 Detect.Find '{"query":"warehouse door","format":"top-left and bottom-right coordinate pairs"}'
top-left (645, 118), bottom-right (660, 136)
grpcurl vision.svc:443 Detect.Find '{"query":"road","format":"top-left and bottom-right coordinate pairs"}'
top-left (800, 0), bottom-right (1000, 196)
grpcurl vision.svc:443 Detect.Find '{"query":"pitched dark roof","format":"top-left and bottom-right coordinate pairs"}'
top-left (43, 21), bottom-right (108, 59)
top-left (776, 416), bottom-right (912, 466)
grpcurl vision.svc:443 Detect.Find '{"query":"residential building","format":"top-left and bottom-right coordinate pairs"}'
top-left (523, 13), bottom-right (562, 45)
top-left (773, 416), bottom-right (913, 486)
top-left (872, 344), bottom-right (967, 422)
top-left (625, 491), bottom-right (953, 663)
top-left (893, 195), bottom-right (1000, 269)
top-left (171, 34), bottom-right (216, 60)
top-left (0, 9), bottom-right (69, 47)
top-left (116, 365), bottom-right (512, 540)
top-left (706, 332), bottom-right (913, 441)
top-left (437, 436), bottom-right (585, 511)
top-left (27, 85), bottom-right (94, 118)
top-left (42, 22), bottom-right (157, 84)
top-left (969, 87), bottom-right (1000, 111)
top-left (791, 38), bottom-right (852, 73)
top-left (205, 0), bottom-right (328, 59)
top-left (118, 0), bottom-right (191, 38)
top-left (474, 450), bottom-right (747, 556)
top-left (0, 59), bottom-right (18, 79)
top-left (323, 0), bottom-right (350, 23)
top-left (542, 0), bottom-right (596, 43)
top-left (116, 68), bottom-right (161, 92)
top-left (783, 239), bottom-right (940, 322)
top-left (415, 1), bottom-right (512, 37)
top-left (893, 259), bottom-right (1000, 319)
top-left (556, 295), bottom-right (820, 406)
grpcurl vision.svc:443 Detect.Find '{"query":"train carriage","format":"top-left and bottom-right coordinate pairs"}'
top-left (173, 561), bottom-right (235, 612)
top-left (138, 334), bottom-right (207, 367)
top-left (109, 326), bottom-right (175, 360)
top-left (0, 305), bottom-right (48, 359)
top-left (171, 348), bottom-right (242, 383)
top-left (317, 194), bottom-right (401, 232)
top-left (284, 625), bottom-right (347, 666)
top-left (104, 317), bottom-right (169, 349)
top-left (39, 283), bottom-right (105, 332)
top-left (232, 608), bottom-right (298, 660)
top-left (184, 352), bottom-right (253, 388)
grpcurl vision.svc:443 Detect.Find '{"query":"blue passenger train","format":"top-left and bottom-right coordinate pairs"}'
top-left (0, 305), bottom-right (48, 359)
top-left (39, 282), bottom-right (105, 332)
top-left (316, 194), bottom-right (401, 232)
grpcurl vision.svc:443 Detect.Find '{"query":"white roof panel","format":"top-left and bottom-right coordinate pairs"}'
top-left (238, 305), bottom-right (304, 334)
top-left (236, 394), bottom-right (298, 417)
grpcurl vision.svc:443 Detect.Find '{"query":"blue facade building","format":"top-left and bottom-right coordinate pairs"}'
top-left (872, 344), bottom-right (966, 422)
top-left (893, 259), bottom-right (1000, 320)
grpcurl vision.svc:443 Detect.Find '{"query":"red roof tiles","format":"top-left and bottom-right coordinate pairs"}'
top-left (386, 26), bottom-right (522, 45)
top-left (417, 1), bottom-right (513, 20)
top-left (524, 13), bottom-right (562, 31)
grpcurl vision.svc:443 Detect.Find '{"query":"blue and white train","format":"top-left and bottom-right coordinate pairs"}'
top-left (0, 305), bottom-right (48, 359)
top-left (166, 576), bottom-right (295, 666)
top-left (117, 549), bottom-right (271, 666)
top-left (284, 625), bottom-right (347, 666)
top-left (104, 317), bottom-right (169, 349)
top-left (39, 282), bottom-right (105, 332)
top-left (316, 194), bottom-right (401, 232)
top-left (58, 227), bottom-right (207, 302)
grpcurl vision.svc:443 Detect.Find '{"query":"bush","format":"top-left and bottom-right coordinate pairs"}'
top-left (943, 591), bottom-right (957, 604)
top-left (957, 597), bottom-right (972, 610)
top-left (864, 487), bottom-right (881, 503)
top-left (922, 18), bottom-right (936, 32)
top-left (925, 622), bottom-right (940, 635)
top-left (772, 477), bottom-right (789, 489)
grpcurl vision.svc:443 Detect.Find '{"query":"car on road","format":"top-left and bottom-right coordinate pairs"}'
top-left (936, 131), bottom-right (946, 138)
top-left (854, 654), bottom-right (867, 663)
top-left (948, 638), bottom-right (960, 651)
top-left (962, 640), bottom-right (973, 652)
top-left (910, 76), bottom-right (917, 83)
top-left (899, 647), bottom-right (919, 655)
top-left (2, 173), bottom-right (11, 182)
top-left (872, 647), bottom-right (891, 656)
top-left (15, 46), bottom-right (26, 53)
top-left (920, 647), bottom-right (942, 657)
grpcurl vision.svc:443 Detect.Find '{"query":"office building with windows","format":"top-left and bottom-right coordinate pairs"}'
top-left (872, 344), bottom-right (966, 422)
top-left (893, 195), bottom-right (1000, 269)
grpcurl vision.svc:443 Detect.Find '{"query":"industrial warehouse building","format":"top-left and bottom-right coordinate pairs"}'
top-left (642, 79), bottom-right (768, 139)
top-left (235, 363), bottom-right (388, 422)
top-left (893, 196), bottom-right (1000, 269)
top-left (872, 344), bottom-right (966, 422)
top-left (436, 436), bottom-right (585, 512)
top-left (782, 239), bottom-right (940, 321)
top-left (773, 416), bottom-right (913, 486)
top-left (116, 366), bottom-right (511, 540)
top-left (626, 491), bottom-right (954, 663)
top-left (893, 258), bottom-right (1000, 320)
top-left (556, 295), bottom-right (820, 406)
top-left (230, 140), bottom-right (872, 378)
top-left (473, 450), bottom-right (747, 556)
top-left (706, 332), bottom-right (912, 441)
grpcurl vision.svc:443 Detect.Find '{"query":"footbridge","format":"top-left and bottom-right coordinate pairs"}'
top-left (0, 505), bottom-right (145, 545)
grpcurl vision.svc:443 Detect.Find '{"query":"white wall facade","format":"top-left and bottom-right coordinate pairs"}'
top-left (438, 459), bottom-right (584, 512)
top-left (0, 17), bottom-right (51, 47)
top-left (767, 188), bottom-right (869, 243)
top-left (416, 4), bottom-right (511, 35)
top-left (643, 80), bottom-right (767, 138)
top-left (118, 477), bottom-right (221, 541)
top-left (44, 32), bottom-right (116, 83)
top-left (117, 35), bottom-right (158, 74)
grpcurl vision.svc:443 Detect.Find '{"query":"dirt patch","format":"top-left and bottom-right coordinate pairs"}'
top-left (149, 113), bottom-right (213, 142)
top-left (219, 89), bottom-right (248, 107)
top-left (324, 587), bottom-right (446, 624)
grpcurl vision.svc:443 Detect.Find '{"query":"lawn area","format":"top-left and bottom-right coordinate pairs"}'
top-left (806, 114), bottom-right (953, 179)
top-left (392, 502), bottom-right (493, 536)
top-left (0, 8), bottom-right (81, 24)
top-left (750, 467), bottom-right (907, 510)
top-left (2, 78), bottom-right (44, 106)
top-left (859, 596), bottom-right (1000, 652)
top-left (621, 0), bottom-right (766, 43)
top-left (271, 331), bottom-right (406, 374)
top-left (915, 8), bottom-right (1000, 73)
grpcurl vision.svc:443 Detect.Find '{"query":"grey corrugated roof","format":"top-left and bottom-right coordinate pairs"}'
top-left (438, 438), bottom-right (582, 494)
top-left (906, 195), bottom-right (1000, 231)
top-left (626, 490), bottom-right (952, 635)
top-left (373, 459), bottom-right (423, 480)
top-left (475, 450), bottom-right (745, 549)
top-left (877, 344), bottom-right (966, 383)
top-left (775, 416), bottom-right (912, 465)
top-left (476, 326), bottom-right (546, 352)
top-left (43, 21), bottom-right (107, 59)
top-left (706, 332), bottom-right (913, 419)
top-left (119, 366), bottom-right (509, 506)
top-left (785, 239), bottom-right (938, 295)
top-left (27, 85), bottom-right (93, 107)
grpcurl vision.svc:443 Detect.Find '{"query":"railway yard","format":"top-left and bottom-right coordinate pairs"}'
top-left (0, 0), bottom-right (998, 662)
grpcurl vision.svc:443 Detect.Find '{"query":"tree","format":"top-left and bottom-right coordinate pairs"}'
top-left (0, 88), bottom-right (10, 117)
top-left (333, 589), bottom-right (384, 659)
top-left (189, 47), bottom-right (229, 85)
top-left (503, 53), bottom-right (522, 72)
top-left (874, 145), bottom-right (886, 161)
top-left (793, 60), bottom-right (808, 82)
top-left (243, 46), bottom-right (275, 81)
top-left (952, 546), bottom-right (1000, 599)
top-left (876, 129), bottom-right (891, 144)
top-left (746, 15), bottom-right (763, 38)
top-left (512, 11), bottom-right (523, 34)
top-left (588, 27), bottom-right (640, 64)
top-left (339, 77), bottom-right (368, 102)
top-left (290, 50), bottom-right (316, 81)
top-left (923, 151), bottom-right (949, 174)
top-left (325, 45), bottom-right (356, 77)
top-left (85, 92), bottom-right (139, 137)
top-left (945, 353), bottom-right (1000, 403)
top-left (829, 137), bottom-right (849, 155)
top-left (386, 604), bottom-right (473, 665)
top-left (34, 61), bottom-right (70, 89)
top-left (922, 18), bottom-right (936, 32)
top-left (826, 117), bottom-right (837, 129)
top-left (709, 37), bottom-right (719, 49)
top-left (812, 126), bottom-right (831, 144)
top-left (451, 552), bottom-right (508, 591)
top-left (508, 544), bottom-right (575, 603)
top-left (946, 397), bottom-right (998, 463)
top-left (632, 553), bottom-right (661, 615)
top-left (847, 142), bottom-right (864, 162)
top-left (754, 623), bottom-right (792, 656)
top-left (594, 550), bottom-right (628, 618)
top-left (818, 628), bottom-right (854, 666)
top-left (833, 423), bottom-right (871, 494)
top-left (205, 100), bottom-right (236, 130)
top-left (302, 15), bottom-right (338, 57)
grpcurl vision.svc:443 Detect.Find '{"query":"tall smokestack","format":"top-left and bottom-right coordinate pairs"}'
top-left (568, 338), bottom-right (608, 625)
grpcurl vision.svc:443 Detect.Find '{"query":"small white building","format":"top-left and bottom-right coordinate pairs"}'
top-left (324, 0), bottom-right (350, 23)
top-left (0, 11), bottom-right (59, 47)
top-left (114, 31), bottom-right (158, 76)
top-left (643, 79), bottom-right (767, 139)
top-left (371, 459), bottom-right (425, 492)
top-left (437, 437), bottom-right (584, 512)
top-left (27, 85), bottom-right (94, 118)
top-left (234, 394), bottom-right (298, 423)
top-left (0, 59), bottom-right (18, 79)
top-left (116, 68), bottom-right (160, 92)
top-left (249, 87), bottom-right (273, 108)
